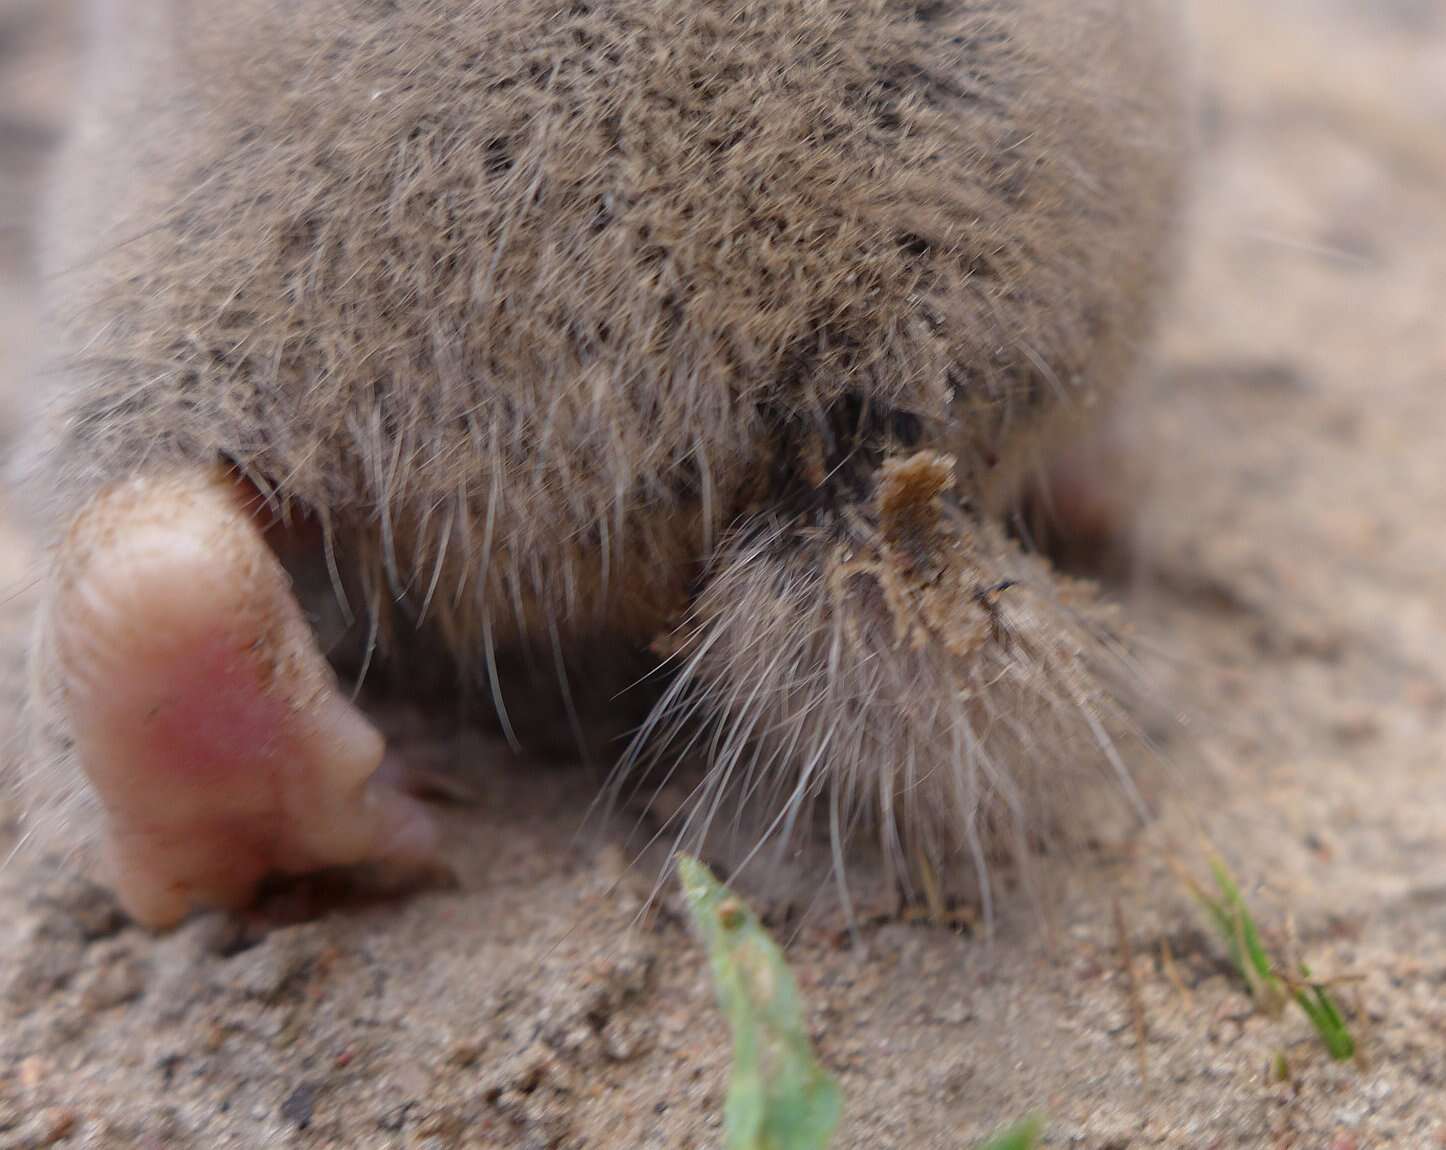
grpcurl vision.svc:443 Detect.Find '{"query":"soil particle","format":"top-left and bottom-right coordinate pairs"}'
top-left (24, 871), bottom-right (125, 943)
top-left (2, 926), bottom-right (84, 1009)
top-left (76, 941), bottom-right (148, 1012)
top-left (0, 1108), bottom-right (76, 1150)
top-left (277, 1080), bottom-right (319, 1130)
top-left (216, 924), bottom-right (325, 1003)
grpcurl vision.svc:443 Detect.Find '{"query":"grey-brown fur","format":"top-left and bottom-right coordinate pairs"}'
top-left (17, 0), bottom-right (1185, 903)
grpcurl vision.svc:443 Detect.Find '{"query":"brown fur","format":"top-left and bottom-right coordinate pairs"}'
top-left (16, 0), bottom-right (1186, 904)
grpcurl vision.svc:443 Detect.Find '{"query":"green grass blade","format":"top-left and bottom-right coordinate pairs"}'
top-left (1208, 859), bottom-right (1278, 998)
top-left (975, 1115), bottom-right (1045, 1150)
top-left (1293, 963), bottom-right (1356, 1061)
top-left (1184, 856), bottom-right (1357, 1061)
top-left (678, 856), bottom-right (843, 1150)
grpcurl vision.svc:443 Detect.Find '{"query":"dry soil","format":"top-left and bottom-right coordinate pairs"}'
top-left (1, 1), bottom-right (1445, 1146)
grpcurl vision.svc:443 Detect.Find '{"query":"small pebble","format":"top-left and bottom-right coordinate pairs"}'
top-left (19, 1058), bottom-right (51, 1091)
top-left (4, 931), bottom-right (84, 1007)
top-left (220, 926), bottom-right (322, 1002)
top-left (77, 946), bottom-right (147, 1012)
top-left (279, 1082), bottom-right (320, 1130)
top-left (28, 873), bottom-right (125, 943)
top-left (601, 1015), bottom-right (655, 1062)
top-left (29, 1108), bottom-right (78, 1147)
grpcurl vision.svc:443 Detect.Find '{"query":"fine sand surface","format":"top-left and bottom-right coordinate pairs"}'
top-left (2, 1), bottom-right (1445, 1146)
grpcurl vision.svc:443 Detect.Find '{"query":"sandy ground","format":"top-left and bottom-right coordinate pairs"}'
top-left (2, 1), bottom-right (1446, 1146)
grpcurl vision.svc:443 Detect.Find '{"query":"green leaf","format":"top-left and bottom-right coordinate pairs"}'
top-left (678, 856), bottom-right (843, 1150)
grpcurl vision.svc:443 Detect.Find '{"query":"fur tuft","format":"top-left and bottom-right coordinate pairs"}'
top-left (613, 448), bottom-right (1147, 922)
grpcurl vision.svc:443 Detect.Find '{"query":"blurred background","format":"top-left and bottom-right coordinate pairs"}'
top-left (0, 0), bottom-right (67, 445)
top-left (0, 1), bottom-right (1444, 1145)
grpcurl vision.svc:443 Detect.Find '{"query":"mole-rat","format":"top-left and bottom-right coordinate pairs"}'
top-left (11, 0), bottom-right (1186, 928)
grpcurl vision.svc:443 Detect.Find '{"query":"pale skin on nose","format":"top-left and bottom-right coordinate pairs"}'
top-left (46, 470), bottom-right (435, 927)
